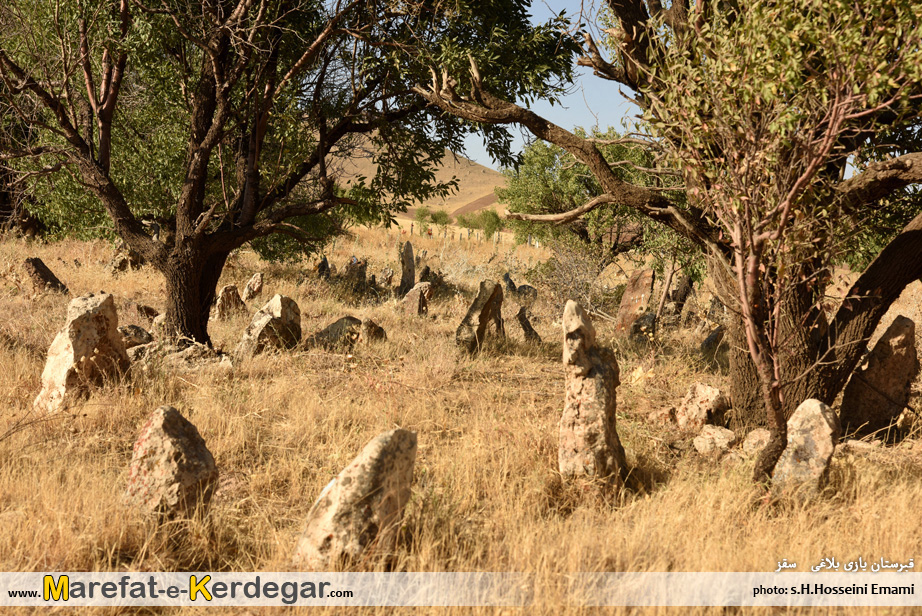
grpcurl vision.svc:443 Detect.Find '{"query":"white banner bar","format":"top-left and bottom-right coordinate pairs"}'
top-left (1, 572), bottom-right (920, 607)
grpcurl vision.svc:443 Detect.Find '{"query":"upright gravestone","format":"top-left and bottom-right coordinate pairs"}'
top-left (455, 280), bottom-right (504, 353)
top-left (23, 257), bottom-right (68, 294)
top-left (292, 429), bottom-right (417, 570)
top-left (772, 399), bottom-right (841, 496)
top-left (34, 293), bottom-right (129, 413)
top-left (840, 316), bottom-right (918, 436)
top-left (616, 269), bottom-right (654, 331)
top-left (213, 284), bottom-right (247, 320)
top-left (559, 300), bottom-right (628, 484)
top-left (233, 295), bottom-right (301, 360)
top-left (124, 406), bottom-right (218, 519)
top-left (242, 272), bottom-right (264, 302)
top-left (398, 242), bottom-right (415, 297)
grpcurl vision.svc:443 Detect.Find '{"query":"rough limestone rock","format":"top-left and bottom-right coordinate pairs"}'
top-left (108, 245), bottom-right (144, 275)
top-left (119, 324), bottom-right (153, 349)
top-left (675, 382), bottom-right (730, 431)
top-left (303, 316), bottom-right (362, 350)
top-left (629, 311), bottom-right (657, 344)
top-left (317, 256), bottom-right (331, 280)
top-left (693, 425), bottom-right (738, 455)
top-left (398, 242), bottom-right (415, 297)
top-left (742, 428), bottom-right (771, 457)
top-left (360, 319), bottom-right (387, 343)
top-left (559, 300), bottom-right (628, 484)
top-left (616, 269), bottom-right (654, 331)
top-left (23, 257), bottom-right (68, 294)
top-left (34, 293), bottom-right (130, 413)
top-left (700, 325), bottom-right (728, 364)
top-left (516, 306), bottom-right (541, 343)
top-left (213, 284), bottom-right (247, 320)
top-left (380, 267), bottom-right (395, 286)
top-left (234, 295), bottom-right (301, 360)
top-left (402, 282), bottom-right (433, 316)
top-left (456, 280), bottom-right (504, 353)
top-left (772, 399), bottom-right (841, 494)
top-left (292, 428), bottom-right (417, 569)
top-left (124, 406), bottom-right (218, 518)
top-left (840, 316), bottom-right (918, 436)
top-left (242, 272), bottom-right (264, 302)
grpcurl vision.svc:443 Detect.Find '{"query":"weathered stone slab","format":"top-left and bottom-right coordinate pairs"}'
top-left (317, 256), bottom-right (330, 280)
top-left (213, 284), bottom-right (247, 320)
top-left (242, 272), bottom-right (264, 302)
top-left (455, 280), bottom-right (504, 353)
top-left (292, 428), bottom-right (417, 569)
top-left (304, 316), bottom-right (362, 350)
top-left (402, 282), bottom-right (432, 316)
top-left (119, 324), bottom-right (153, 349)
top-left (398, 242), bottom-right (415, 297)
top-left (742, 428), bottom-right (771, 458)
top-left (629, 311), bottom-right (656, 345)
top-left (34, 293), bottom-right (129, 413)
top-left (693, 425), bottom-right (738, 455)
top-left (615, 269), bottom-right (654, 331)
top-left (23, 257), bottom-right (68, 294)
top-left (773, 399), bottom-right (841, 495)
top-left (516, 306), bottom-right (541, 343)
top-left (559, 300), bottom-right (628, 484)
top-left (124, 406), bottom-right (218, 518)
top-left (234, 295), bottom-right (301, 360)
top-left (675, 382), bottom-right (729, 431)
top-left (840, 316), bottom-right (918, 436)
top-left (360, 319), bottom-right (387, 343)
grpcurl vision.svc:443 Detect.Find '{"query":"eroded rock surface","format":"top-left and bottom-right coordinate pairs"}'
top-left (242, 272), bottom-right (264, 302)
top-left (34, 293), bottom-right (129, 413)
top-left (840, 316), bottom-right (918, 436)
top-left (234, 295), bottom-right (301, 360)
top-left (214, 284), bottom-right (247, 320)
top-left (124, 406), bottom-right (218, 518)
top-left (675, 383), bottom-right (729, 431)
top-left (402, 282), bottom-right (433, 316)
top-left (456, 280), bottom-right (504, 353)
top-left (559, 300), bottom-right (628, 484)
top-left (772, 399), bottom-right (841, 495)
top-left (398, 242), bottom-right (415, 297)
top-left (616, 269), bottom-right (654, 331)
top-left (292, 428), bottom-right (417, 569)
top-left (23, 257), bottom-right (68, 294)
top-left (693, 425), bottom-right (738, 455)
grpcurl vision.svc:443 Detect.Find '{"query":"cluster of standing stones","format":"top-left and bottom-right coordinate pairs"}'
top-left (19, 245), bottom-right (922, 565)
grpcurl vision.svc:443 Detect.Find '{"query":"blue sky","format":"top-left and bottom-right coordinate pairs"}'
top-left (460, 0), bottom-right (639, 170)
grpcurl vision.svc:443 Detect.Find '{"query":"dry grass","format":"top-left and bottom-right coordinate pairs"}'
top-left (1, 229), bottom-right (921, 615)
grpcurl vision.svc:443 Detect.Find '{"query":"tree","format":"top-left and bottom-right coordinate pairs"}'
top-left (498, 127), bottom-right (699, 301)
top-left (0, 0), bottom-right (574, 344)
top-left (411, 0), bottom-right (922, 481)
top-left (430, 208), bottom-right (451, 230)
top-left (415, 206), bottom-right (432, 234)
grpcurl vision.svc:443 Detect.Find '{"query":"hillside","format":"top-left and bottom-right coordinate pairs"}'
top-left (333, 146), bottom-right (505, 219)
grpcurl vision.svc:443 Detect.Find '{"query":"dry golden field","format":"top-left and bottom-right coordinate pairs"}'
top-left (1, 226), bottom-right (922, 615)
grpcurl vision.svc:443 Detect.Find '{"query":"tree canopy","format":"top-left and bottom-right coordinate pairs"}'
top-left (0, 0), bottom-right (576, 342)
top-left (412, 0), bottom-right (922, 481)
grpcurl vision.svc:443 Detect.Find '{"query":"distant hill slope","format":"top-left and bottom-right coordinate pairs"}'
top-left (333, 147), bottom-right (505, 219)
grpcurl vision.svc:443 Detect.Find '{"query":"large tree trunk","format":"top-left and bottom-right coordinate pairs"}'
top-left (161, 245), bottom-right (229, 346)
top-left (713, 210), bottom-right (922, 431)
